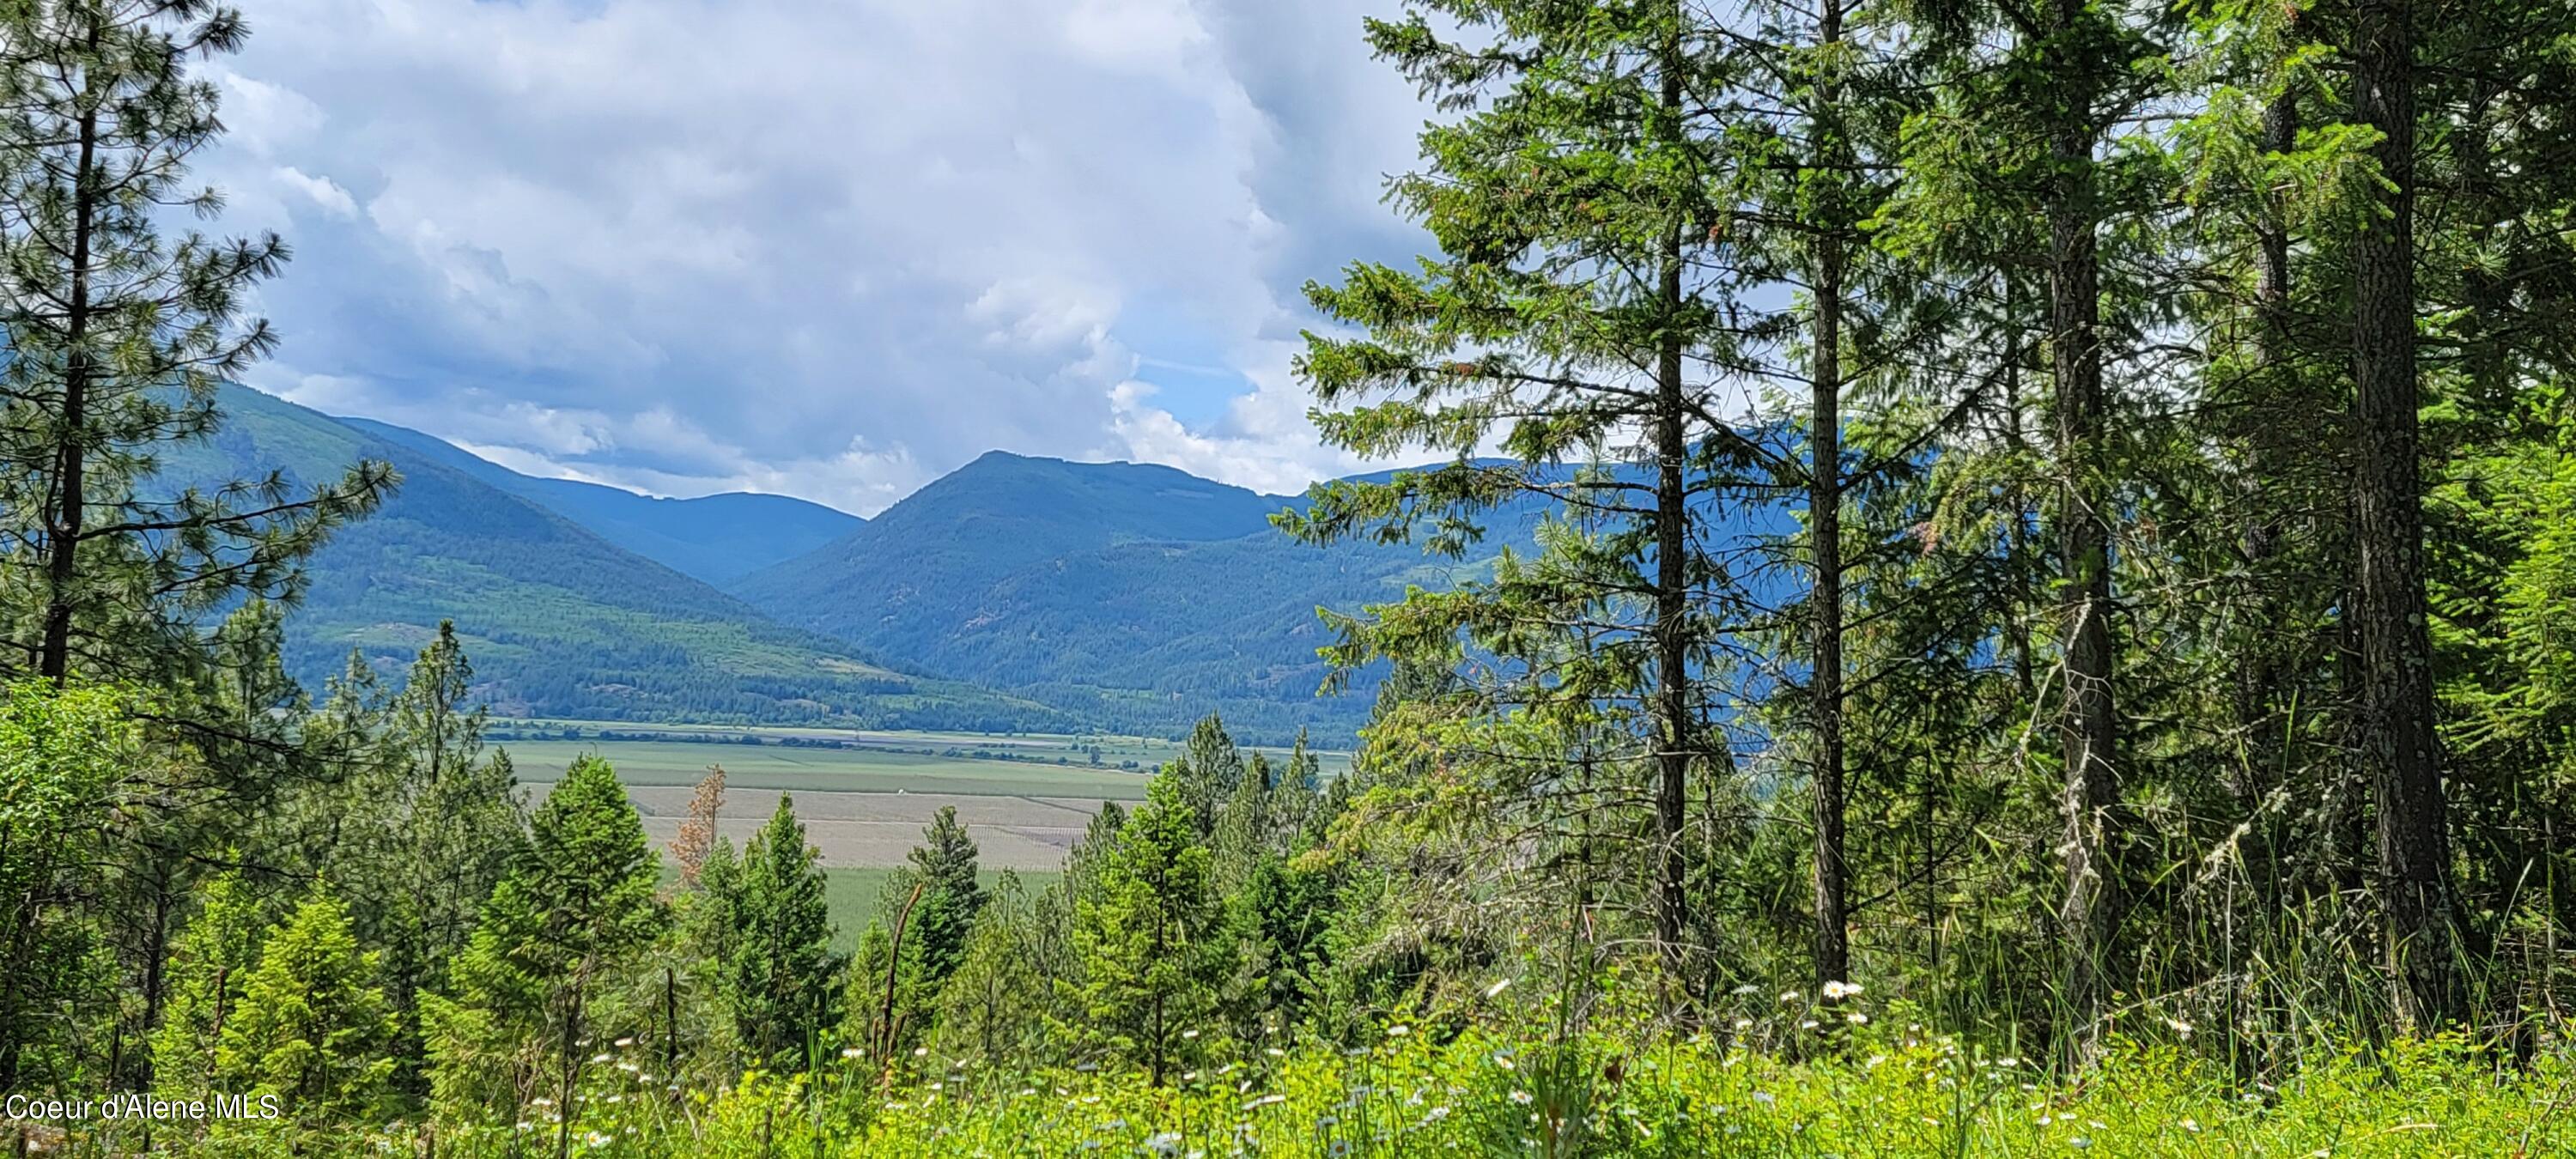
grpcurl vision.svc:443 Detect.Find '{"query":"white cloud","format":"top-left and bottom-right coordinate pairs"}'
top-left (204, 0), bottom-right (1431, 514)
top-left (274, 167), bottom-right (357, 217)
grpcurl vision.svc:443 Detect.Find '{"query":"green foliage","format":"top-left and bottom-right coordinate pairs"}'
top-left (727, 795), bottom-right (842, 1068)
top-left (0, 681), bottom-right (135, 1090)
top-left (892, 805), bottom-right (983, 991)
top-left (211, 887), bottom-right (395, 1129)
top-left (149, 870), bottom-right (264, 1095)
top-left (422, 755), bottom-right (664, 1133)
top-left (0, 2), bottom-right (391, 686)
top-left (1069, 775), bottom-right (1222, 1085)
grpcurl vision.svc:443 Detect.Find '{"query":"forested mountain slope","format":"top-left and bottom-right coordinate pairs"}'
top-left (336, 416), bottom-right (861, 584)
top-left (155, 386), bottom-right (1055, 729)
top-left (728, 452), bottom-right (1538, 740)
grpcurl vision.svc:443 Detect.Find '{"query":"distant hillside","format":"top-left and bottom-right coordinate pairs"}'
top-left (159, 386), bottom-right (1057, 731)
top-left (729, 452), bottom-right (1502, 741)
top-left (336, 416), bottom-right (860, 584)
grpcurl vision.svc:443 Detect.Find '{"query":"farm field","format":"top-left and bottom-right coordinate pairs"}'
top-left (500, 736), bottom-right (1153, 798)
top-left (491, 719), bottom-right (1353, 780)
top-left (504, 734), bottom-right (1157, 883)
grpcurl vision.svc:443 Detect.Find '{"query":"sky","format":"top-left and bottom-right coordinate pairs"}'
top-left (207, 0), bottom-right (1437, 515)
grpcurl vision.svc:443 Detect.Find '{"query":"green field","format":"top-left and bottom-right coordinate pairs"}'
top-left (500, 736), bottom-right (1155, 798)
top-left (821, 867), bottom-right (1059, 952)
top-left (503, 726), bottom-right (1343, 879)
top-left (493, 719), bottom-right (1352, 783)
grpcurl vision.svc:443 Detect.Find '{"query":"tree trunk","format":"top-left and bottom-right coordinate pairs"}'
top-left (2350, 0), bottom-right (2462, 1031)
top-left (38, 96), bottom-right (99, 683)
top-left (2044, 0), bottom-right (2120, 1065)
top-left (1648, 16), bottom-right (1696, 999)
top-left (1807, 0), bottom-right (1850, 992)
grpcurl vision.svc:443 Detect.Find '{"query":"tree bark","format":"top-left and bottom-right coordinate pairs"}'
top-left (2349, 0), bottom-right (2463, 1031)
top-left (38, 88), bottom-right (100, 683)
top-left (1649, 15), bottom-right (1697, 998)
top-left (1807, 0), bottom-right (1850, 992)
top-left (2044, 0), bottom-right (2120, 1065)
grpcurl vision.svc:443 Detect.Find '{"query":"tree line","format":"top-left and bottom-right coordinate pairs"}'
top-left (4, 0), bottom-right (2576, 1149)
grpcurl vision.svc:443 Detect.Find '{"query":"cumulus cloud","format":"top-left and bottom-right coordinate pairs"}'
top-left (204, 0), bottom-right (1432, 514)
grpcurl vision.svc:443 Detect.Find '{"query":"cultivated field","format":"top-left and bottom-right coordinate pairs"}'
top-left (500, 729), bottom-right (1346, 865)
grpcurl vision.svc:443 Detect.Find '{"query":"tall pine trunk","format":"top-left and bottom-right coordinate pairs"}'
top-left (39, 85), bottom-right (100, 683)
top-left (2349, 0), bottom-right (2462, 1031)
top-left (2044, 0), bottom-right (2120, 1063)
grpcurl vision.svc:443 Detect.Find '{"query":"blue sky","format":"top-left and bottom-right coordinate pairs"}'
top-left (207, 0), bottom-right (1434, 514)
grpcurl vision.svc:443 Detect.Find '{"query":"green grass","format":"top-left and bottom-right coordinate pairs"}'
top-left (179, 1026), bottom-right (2567, 1156)
top-left (821, 867), bottom-right (1060, 952)
top-left (656, 866), bottom-right (1060, 954)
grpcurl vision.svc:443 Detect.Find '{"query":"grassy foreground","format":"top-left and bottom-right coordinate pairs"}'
top-left (84, 1025), bottom-right (2572, 1156)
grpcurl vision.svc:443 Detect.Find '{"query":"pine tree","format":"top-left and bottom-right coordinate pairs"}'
top-left (1168, 715), bottom-right (1248, 833)
top-left (728, 795), bottom-right (841, 1068)
top-left (0, 0), bottom-right (389, 685)
top-left (212, 886), bottom-right (396, 1128)
top-left (929, 871), bottom-right (1042, 1071)
top-left (2347, 0), bottom-right (2463, 1032)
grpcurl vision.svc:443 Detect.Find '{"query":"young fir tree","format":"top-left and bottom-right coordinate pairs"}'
top-left (422, 755), bottom-right (661, 1150)
top-left (0, 0), bottom-right (388, 686)
top-left (211, 886), bottom-right (396, 1129)
top-left (902, 804), bottom-right (984, 988)
top-left (149, 868), bottom-right (264, 1094)
top-left (1284, 0), bottom-right (1750, 1001)
top-left (728, 795), bottom-right (841, 1069)
top-left (281, 624), bottom-right (525, 1092)
top-left (1068, 775), bottom-right (1218, 1085)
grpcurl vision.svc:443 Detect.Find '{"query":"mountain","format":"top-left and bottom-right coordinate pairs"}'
top-left (159, 386), bottom-right (1057, 731)
top-left (335, 416), bottom-right (860, 584)
top-left (729, 452), bottom-right (1504, 741)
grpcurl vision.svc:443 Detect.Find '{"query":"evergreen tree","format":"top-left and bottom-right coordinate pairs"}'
top-left (1168, 714), bottom-right (1247, 832)
top-left (0, 0), bottom-right (388, 685)
top-left (1069, 775), bottom-right (1218, 1085)
top-left (422, 755), bottom-right (660, 1152)
top-left (149, 868), bottom-right (264, 1093)
top-left (1285, 0), bottom-right (1750, 998)
top-left (212, 887), bottom-right (395, 1129)
top-left (902, 804), bottom-right (984, 987)
top-left (1211, 751), bottom-right (1272, 892)
top-left (929, 871), bottom-right (1042, 1071)
top-left (728, 795), bottom-right (841, 1068)
top-left (279, 625), bottom-right (525, 1092)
